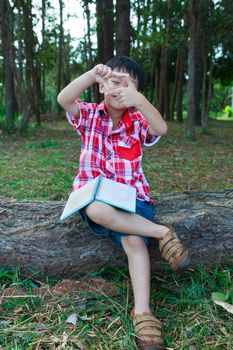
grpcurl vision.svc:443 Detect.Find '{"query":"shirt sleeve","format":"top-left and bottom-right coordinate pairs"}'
top-left (139, 118), bottom-right (161, 147)
top-left (66, 99), bottom-right (92, 136)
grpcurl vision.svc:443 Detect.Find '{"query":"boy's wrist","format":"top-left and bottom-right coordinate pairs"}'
top-left (134, 92), bottom-right (146, 109)
top-left (86, 70), bottom-right (97, 85)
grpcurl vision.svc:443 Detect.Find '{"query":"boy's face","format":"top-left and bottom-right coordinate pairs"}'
top-left (99, 69), bottom-right (139, 111)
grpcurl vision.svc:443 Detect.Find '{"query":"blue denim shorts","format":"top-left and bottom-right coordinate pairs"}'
top-left (79, 199), bottom-right (155, 249)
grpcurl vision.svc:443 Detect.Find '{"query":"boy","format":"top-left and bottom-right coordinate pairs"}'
top-left (57, 56), bottom-right (189, 350)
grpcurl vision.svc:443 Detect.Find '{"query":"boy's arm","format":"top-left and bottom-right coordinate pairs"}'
top-left (134, 95), bottom-right (167, 136)
top-left (57, 64), bottom-right (113, 115)
top-left (107, 77), bottom-right (167, 136)
top-left (57, 71), bottom-right (95, 115)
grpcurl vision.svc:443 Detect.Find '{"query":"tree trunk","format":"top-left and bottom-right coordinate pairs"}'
top-left (20, 0), bottom-right (41, 126)
top-left (57, 0), bottom-right (64, 113)
top-left (7, 2), bottom-right (30, 132)
top-left (102, 0), bottom-right (114, 62)
top-left (96, 0), bottom-right (105, 63)
top-left (187, 0), bottom-right (207, 137)
top-left (41, 0), bottom-right (46, 101)
top-left (176, 42), bottom-right (186, 123)
top-left (170, 48), bottom-right (180, 121)
top-left (116, 0), bottom-right (130, 56)
top-left (0, 190), bottom-right (232, 278)
top-left (1, 0), bottom-right (15, 132)
top-left (187, 1), bottom-right (197, 139)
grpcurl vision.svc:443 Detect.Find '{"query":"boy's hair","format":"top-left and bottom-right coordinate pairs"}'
top-left (106, 56), bottom-right (145, 91)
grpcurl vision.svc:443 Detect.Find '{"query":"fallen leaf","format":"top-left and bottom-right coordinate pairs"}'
top-left (15, 306), bottom-right (23, 314)
top-left (220, 327), bottom-right (229, 336)
top-left (79, 315), bottom-right (92, 321)
top-left (211, 292), bottom-right (228, 302)
top-left (213, 299), bottom-right (233, 314)
top-left (66, 313), bottom-right (78, 325)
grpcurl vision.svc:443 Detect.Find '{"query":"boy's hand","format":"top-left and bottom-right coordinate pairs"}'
top-left (90, 64), bottom-right (129, 91)
top-left (107, 76), bottom-right (141, 108)
top-left (90, 64), bottom-right (112, 85)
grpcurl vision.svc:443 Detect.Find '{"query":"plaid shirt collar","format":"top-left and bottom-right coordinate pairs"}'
top-left (97, 100), bottom-right (141, 131)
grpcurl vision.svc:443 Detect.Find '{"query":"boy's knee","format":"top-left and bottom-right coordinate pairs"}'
top-left (86, 201), bottom-right (114, 227)
top-left (122, 235), bottom-right (146, 256)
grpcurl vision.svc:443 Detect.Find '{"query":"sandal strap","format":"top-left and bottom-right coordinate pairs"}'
top-left (135, 321), bottom-right (162, 333)
top-left (162, 240), bottom-right (183, 259)
top-left (137, 328), bottom-right (162, 337)
top-left (159, 229), bottom-right (177, 250)
top-left (133, 315), bottom-right (162, 326)
top-left (164, 244), bottom-right (184, 262)
top-left (158, 227), bottom-right (189, 271)
top-left (137, 334), bottom-right (163, 343)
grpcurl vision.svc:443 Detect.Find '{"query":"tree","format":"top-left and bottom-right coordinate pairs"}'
top-left (100, 0), bottom-right (114, 62)
top-left (20, 0), bottom-right (41, 128)
top-left (0, 0), bottom-right (15, 131)
top-left (0, 190), bottom-right (232, 277)
top-left (116, 0), bottom-right (130, 56)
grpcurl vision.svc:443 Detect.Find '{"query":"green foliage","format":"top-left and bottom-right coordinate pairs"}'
top-left (224, 105), bottom-right (233, 117)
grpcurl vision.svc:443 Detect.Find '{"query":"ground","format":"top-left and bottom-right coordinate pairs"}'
top-left (0, 118), bottom-right (232, 201)
top-left (0, 118), bottom-right (232, 349)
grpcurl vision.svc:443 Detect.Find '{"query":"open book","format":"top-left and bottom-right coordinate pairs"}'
top-left (60, 175), bottom-right (136, 221)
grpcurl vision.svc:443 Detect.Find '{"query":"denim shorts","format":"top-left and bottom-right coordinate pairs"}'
top-left (79, 199), bottom-right (155, 249)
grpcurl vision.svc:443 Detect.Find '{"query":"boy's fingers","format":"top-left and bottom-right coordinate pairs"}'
top-left (103, 80), bottom-right (110, 91)
top-left (105, 87), bottom-right (123, 96)
top-left (111, 71), bottom-right (129, 78)
top-left (126, 75), bottom-right (135, 87)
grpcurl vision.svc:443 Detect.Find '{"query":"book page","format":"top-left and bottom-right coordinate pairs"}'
top-left (95, 177), bottom-right (136, 213)
top-left (60, 177), bottom-right (100, 220)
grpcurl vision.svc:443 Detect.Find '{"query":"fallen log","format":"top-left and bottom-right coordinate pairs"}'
top-left (0, 190), bottom-right (232, 278)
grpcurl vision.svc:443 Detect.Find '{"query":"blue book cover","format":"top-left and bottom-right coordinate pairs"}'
top-left (60, 176), bottom-right (136, 221)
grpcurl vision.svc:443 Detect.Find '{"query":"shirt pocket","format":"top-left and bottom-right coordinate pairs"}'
top-left (117, 134), bottom-right (141, 161)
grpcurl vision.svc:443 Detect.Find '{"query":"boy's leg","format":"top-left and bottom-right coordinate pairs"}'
top-left (122, 235), bottom-right (165, 349)
top-left (121, 235), bottom-right (151, 314)
top-left (86, 201), bottom-right (169, 240)
top-left (86, 201), bottom-right (189, 271)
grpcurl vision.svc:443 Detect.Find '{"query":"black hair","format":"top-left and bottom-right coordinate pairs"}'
top-left (106, 56), bottom-right (145, 91)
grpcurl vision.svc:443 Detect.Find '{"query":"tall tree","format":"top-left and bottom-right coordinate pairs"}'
top-left (102, 0), bottom-right (114, 62)
top-left (187, 0), bottom-right (206, 139)
top-left (57, 0), bottom-right (64, 112)
top-left (96, 0), bottom-right (105, 63)
top-left (116, 0), bottom-right (130, 56)
top-left (1, 0), bottom-right (15, 131)
top-left (20, 0), bottom-right (41, 127)
top-left (158, 0), bottom-right (173, 119)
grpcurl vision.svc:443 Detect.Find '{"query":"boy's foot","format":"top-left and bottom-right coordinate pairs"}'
top-left (131, 309), bottom-right (165, 350)
top-left (159, 225), bottom-right (189, 271)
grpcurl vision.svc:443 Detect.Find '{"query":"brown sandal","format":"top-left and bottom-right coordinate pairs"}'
top-left (131, 309), bottom-right (165, 350)
top-left (159, 225), bottom-right (189, 271)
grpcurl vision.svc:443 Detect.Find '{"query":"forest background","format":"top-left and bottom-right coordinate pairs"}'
top-left (0, 1), bottom-right (233, 349)
top-left (1, 0), bottom-right (233, 137)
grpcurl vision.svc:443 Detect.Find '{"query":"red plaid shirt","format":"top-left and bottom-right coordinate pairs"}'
top-left (66, 100), bottom-right (160, 204)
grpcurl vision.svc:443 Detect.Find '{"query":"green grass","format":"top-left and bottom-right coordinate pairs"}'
top-left (0, 118), bottom-right (233, 349)
top-left (0, 265), bottom-right (232, 349)
top-left (0, 118), bottom-right (232, 200)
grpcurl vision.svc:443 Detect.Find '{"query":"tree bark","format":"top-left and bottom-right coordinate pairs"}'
top-left (116, 0), bottom-right (130, 56)
top-left (102, 0), bottom-right (114, 62)
top-left (187, 0), bottom-right (207, 137)
top-left (20, 0), bottom-right (41, 126)
top-left (0, 190), bottom-right (232, 278)
top-left (1, 0), bottom-right (15, 132)
top-left (57, 0), bottom-right (64, 113)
